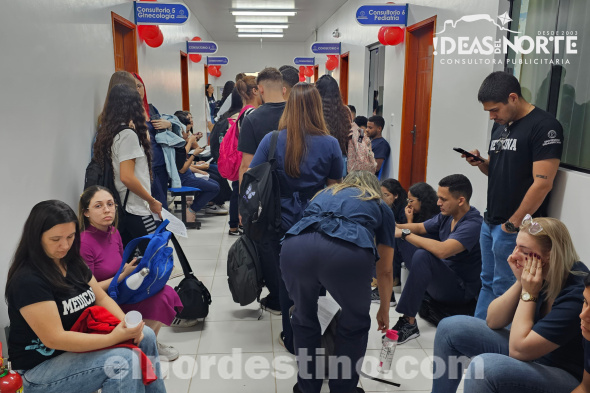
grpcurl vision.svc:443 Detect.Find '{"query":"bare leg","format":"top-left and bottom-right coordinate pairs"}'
top-left (144, 319), bottom-right (163, 336)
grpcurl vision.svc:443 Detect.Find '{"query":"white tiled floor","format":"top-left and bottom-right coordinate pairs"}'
top-left (159, 213), bottom-right (441, 393)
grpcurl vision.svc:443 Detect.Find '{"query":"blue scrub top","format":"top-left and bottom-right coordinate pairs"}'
top-left (371, 137), bottom-right (391, 160)
top-left (250, 129), bottom-right (344, 231)
top-left (286, 187), bottom-right (396, 261)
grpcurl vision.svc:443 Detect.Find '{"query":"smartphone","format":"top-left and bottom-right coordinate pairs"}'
top-left (453, 147), bottom-right (485, 162)
top-left (150, 114), bottom-right (161, 121)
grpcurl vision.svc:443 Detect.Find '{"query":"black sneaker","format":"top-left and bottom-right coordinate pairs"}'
top-left (260, 297), bottom-right (281, 316)
top-left (370, 288), bottom-right (397, 307)
top-left (392, 316), bottom-right (420, 344)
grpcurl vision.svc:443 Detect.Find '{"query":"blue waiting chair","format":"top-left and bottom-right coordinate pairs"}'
top-left (169, 187), bottom-right (201, 229)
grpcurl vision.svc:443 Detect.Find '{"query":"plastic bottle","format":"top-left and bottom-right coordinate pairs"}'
top-left (400, 262), bottom-right (409, 292)
top-left (379, 329), bottom-right (399, 373)
top-left (126, 268), bottom-right (150, 290)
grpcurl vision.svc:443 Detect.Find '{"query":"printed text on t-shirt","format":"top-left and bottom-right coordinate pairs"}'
top-left (489, 138), bottom-right (517, 152)
top-left (62, 288), bottom-right (96, 315)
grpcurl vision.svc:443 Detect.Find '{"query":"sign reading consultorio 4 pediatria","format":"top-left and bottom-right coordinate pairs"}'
top-left (355, 4), bottom-right (408, 26)
top-left (434, 13), bottom-right (577, 65)
top-left (134, 1), bottom-right (190, 25)
top-left (207, 56), bottom-right (229, 66)
top-left (294, 57), bottom-right (315, 66)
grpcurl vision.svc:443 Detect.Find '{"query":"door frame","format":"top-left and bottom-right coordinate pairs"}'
top-left (111, 12), bottom-right (138, 73)
top-left (180, 51), bottom-right (190, 111)
top-left (398, 16), bottom-right (436, 189)
top-left (313, 65), bottom-right (319, 83)
top-left (340, 52), bottom-right (349, 105)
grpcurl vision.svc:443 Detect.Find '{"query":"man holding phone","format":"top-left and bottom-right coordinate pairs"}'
top-left (464, 71), bottom-right (563, 319)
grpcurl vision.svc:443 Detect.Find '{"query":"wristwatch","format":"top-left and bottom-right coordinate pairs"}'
top-left (401, 229), bottom-right (411, 241)
top-left (520, 292), bottom-right (537, 302)
top-left (504, 220), bottom-right (519, 233)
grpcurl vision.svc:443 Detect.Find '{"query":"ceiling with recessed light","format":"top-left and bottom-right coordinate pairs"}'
top-left (184, 0), bottom-right (349, 42)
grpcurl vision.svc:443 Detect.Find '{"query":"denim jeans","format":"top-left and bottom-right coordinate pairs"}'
top-left (21, 326), bottom-right (166, 393)
top-left (432, 315), bottom-right (579, 393)
top-left (178, 170), bottom-right (220, 212)
top-left (474, 221), bottom-right (517, 320)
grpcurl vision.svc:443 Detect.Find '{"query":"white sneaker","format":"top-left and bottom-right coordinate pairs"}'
top-left (160, 362), bottom-right (169, 379)
top-left (170, 317), bottom-right (200, 328)
top-left (157, 342), bottom-right (179, 361)
top-left (203, 204), bottom-right (228, 215)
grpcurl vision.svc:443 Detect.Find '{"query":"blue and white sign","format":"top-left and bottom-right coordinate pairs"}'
top-left (294, 57), bottom-right (315, 66)
top-left (311, 42), bottom-right (341, 55)
top-left (207, 56), bottom-right (229, 66)
top-left (187, 41), bottom-right (218, 54)
top-left (134, 1), bottom-right (191, 25)
top-left (356, 4), bottom-right (408, 26)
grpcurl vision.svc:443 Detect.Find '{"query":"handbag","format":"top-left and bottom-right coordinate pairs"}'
top-left (347, 123), bottom-right (377, 173)
top-left (170, 234), bottom-right (212, 319)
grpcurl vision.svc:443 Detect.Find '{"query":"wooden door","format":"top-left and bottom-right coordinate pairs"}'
top-left (204, 65), bottom-right (209, 85)
top-left (313, 65), bottom-right (319, 83)
top-left (340, 52), bottom-right (349, 105)
top-left (180, 52), bottom-right (190, 111)
top-left (399, 16), bottom-right (436, 189)
top-left (111, 13), bottom-right (138, 73)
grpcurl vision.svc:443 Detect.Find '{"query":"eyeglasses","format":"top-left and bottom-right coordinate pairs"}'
top-left (493, 126), bottom-right (511, 153)
top-left (522, 214), bottom-right (543, 235)
top-left (407, 198), bottom-right (417, 204)
top-left (89, 202), bottom-right (117, 211)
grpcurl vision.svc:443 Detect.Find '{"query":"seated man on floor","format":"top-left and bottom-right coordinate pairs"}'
top-left (393, 174), bottom-right (482, 343)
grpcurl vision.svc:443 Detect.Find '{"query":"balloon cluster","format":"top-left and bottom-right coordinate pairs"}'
top-left (325, 55), bottom-right (339, 71)
top-left (208, 65), bottom-right (222, 78)
top-left (378, 26), bottom-right (404, 46)
top-left (189, 36), bottom-right (202, 63)
top-left (298, 66), bottom-right (314, 82)
top-left (136, 0), bottom-right (164, 48)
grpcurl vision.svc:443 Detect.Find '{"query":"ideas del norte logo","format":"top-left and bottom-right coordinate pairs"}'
top-left (434, 12), bottom-right (577, 65)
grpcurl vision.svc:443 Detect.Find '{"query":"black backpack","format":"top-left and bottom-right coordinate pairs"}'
top-left (239, 131), bottom-right (282, 241)
top-left (209, 118), bottom-right (230, 163)
top-left (227, 234), bottom-right (263, 306)
top-left (84, 125), bottom-right (129, 212)
top-left (170, 234), bottom-right (212, 319)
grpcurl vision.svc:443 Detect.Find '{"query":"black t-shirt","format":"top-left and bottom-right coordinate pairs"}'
top-left (237, 102), bottom-right (286, 155)
top-left (7, 266), bottom-right (96, 370)
top-left (485, 107), bottom-right (563, 224)
top-left (532, 262), bottom-right (589, 381)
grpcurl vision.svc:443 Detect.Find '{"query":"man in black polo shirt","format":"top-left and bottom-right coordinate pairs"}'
top-left (463, 71), bottom-right (563, 319)
top-left (366, 115), bottom-right (390, 174)
top-left (237, 67), bottom-right (286, 319)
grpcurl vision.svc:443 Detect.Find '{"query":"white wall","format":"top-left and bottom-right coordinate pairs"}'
top-left (208, 41), bottom-right (309, 94)
top-left (0, 0), bottom-right (212, 342)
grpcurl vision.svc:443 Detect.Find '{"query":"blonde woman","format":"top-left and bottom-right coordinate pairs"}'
top-left (432, 216), bottom-right (588, 393)
top-left (281, 171), bottom-right (395, 393)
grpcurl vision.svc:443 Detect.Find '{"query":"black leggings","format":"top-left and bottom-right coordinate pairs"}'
top-left (119, 213), bottom-right (157, 250)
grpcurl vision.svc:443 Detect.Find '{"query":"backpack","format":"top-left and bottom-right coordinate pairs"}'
top-left (347, 122), bottom-right (377, 173)
top-left (209, 117), bottom-right (231, 163)
top-left (84, 125), bottom-right (130, 214)
top-left (218, 105), bottom-right (255, 181)
top-left (170, 234), bottom-right (212, 319)
top-left (107, 220), bottom-right (175, 305)
top-left (239, 131), bottom-right (282, 242)
top-left (226, 234), bottom-right (263, 306)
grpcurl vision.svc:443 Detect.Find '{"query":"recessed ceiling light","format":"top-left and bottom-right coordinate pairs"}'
top-left (232, 11), bottom-right (297, 16)
top-left (235, 24), bottom-right (289, 29)
top-left (235, 16), bottom-right (289, 23)
top-left (238, 33), bottom-right (284, 38)
top-left (238, 28), bottom-right (284, 33)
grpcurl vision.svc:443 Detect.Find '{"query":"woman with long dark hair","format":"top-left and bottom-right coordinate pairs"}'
top-left (93, 84), bottom-right (161, 246)
top-left (205, 83), bottom-right (216, 123)
top-left (406, 182), bottom-right (439, 224)
top-left (79, 186), bottom-right (186, 357)
top-left (315, 75), bottom-right (351, 172)
top-left (281, 171), bottom-right (395, 393)
top-left (6, 200), bottom-right (165, 392)
top-left (249, 82), bottom-right (343, 354)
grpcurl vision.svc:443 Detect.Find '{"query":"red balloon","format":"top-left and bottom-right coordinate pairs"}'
top-left (326, 57), bottom-right (338, 71)
top-left (216, 69), bottom-right (222, 78)
top-left (189, 54), bottom-right (202, 63)
top-left (384, 27), bottom-right (404, 46)
top-left (138, 25), bottom-right (159, 41)
top-left (191, 36), bottom-right (202, 41)
top-left (299, 66), bottom-right (305, 72)
top-left (304, 66), bottom-right (314, 77)
top-left (299, 75), bottom-right (306, 82)
top-left (208, 66), bottom-right (217, 76)
top-left (145, 29), bottom-right (163, 48)
top-left (378, 26), bottom-right (388, 45)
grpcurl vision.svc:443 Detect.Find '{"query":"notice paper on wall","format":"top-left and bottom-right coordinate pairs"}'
top-left (318, 295), bottom-right (341, 335)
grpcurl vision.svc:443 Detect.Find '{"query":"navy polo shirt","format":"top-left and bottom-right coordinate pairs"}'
top-left (286, 187), bottom-right (396, 261)
top-left (422, 207), bottom-right (483, 287)
top-left (532, 262), bottom-right (588, 381)
top-left (371, 137), bottom-right (391, 161)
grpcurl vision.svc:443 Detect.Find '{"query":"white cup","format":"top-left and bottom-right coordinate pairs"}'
top-left (124, 311), bottom-right (142, 329)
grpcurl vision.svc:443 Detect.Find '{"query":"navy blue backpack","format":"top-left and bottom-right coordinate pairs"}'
top-left (108, 220), bottom-right (174, 304)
